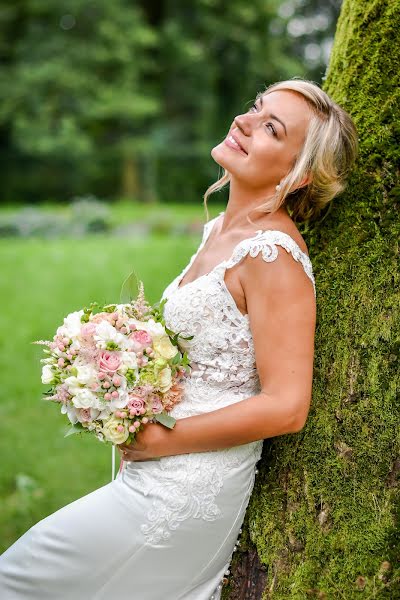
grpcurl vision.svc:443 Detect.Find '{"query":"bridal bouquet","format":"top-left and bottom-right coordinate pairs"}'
top-left (33, 276), bottom-right (192, 449)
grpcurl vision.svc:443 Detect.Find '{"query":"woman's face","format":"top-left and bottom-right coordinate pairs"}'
top-left (211, 89), bottom-right (312, 192)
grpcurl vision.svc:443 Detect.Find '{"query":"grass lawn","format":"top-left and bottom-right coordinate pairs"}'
top-left (0, 202), bottom-right (224, 551)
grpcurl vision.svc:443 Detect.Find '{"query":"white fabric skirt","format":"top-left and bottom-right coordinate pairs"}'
top-left (0, 442), bottom-right (262, 599)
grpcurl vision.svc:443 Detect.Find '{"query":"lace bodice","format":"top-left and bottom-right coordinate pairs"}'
top-left (160, 211), bottom-right (316, 418)
top-left (119, 213), bottom-right (316, 549)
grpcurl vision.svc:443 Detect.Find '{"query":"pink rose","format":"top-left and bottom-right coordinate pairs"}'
top-left (99, 350), bottom-right (121, 373)
top-left (77, 408), bottom-right (93, 423)
top-left (127, 395), bottom-right (145, 416)
top-left (129, 330), bottom-right (152, 352)
top-left (81, 323), bottom-right (97, 338)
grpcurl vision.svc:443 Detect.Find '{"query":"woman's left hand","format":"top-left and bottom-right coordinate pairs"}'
top-left (116, 422), bottom-right (170, 462)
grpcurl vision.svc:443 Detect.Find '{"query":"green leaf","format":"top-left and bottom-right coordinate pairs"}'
top-left (64, 423), bottom-right (84, 437)
top-left (180, 333), bottom-right (194, 341)
top-left (120, 269), bottom-right (140, 304)
top-left (103, 304), bottom-right (116, 313)
top-left (170, 351), bottom-right (180, 364)
top-left (154, 412), bottom-right (176, 429)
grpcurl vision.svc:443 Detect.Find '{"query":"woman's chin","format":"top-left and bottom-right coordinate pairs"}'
top-left (210, 144), bottom-right (233, 169)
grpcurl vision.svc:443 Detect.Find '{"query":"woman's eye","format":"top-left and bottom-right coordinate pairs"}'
top-left (249, 103), bottom-right (277, 137)
top-left (266, 123), bottom-right (277, 137)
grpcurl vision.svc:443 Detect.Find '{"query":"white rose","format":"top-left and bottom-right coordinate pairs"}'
top-left (64, 375), bottom-right (82, 395)
top-left (72, 388), bottom-right (98, 409)
top-left (119, 352), bottom-right (138, 374)
top-left (41, 364), bottom-right (55, 385)
top-left (56, 310), bottom-right (84, 339)
top-left (94, 321), bottom-right (131, 350)
top-left (75, 365), bottom-right (97, 385)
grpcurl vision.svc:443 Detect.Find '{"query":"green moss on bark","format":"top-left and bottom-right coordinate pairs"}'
top-left (225, 0), bottom-right (400, 597)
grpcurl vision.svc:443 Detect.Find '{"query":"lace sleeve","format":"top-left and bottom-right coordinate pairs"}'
top-left (225, 230), bottom-right (316, 296)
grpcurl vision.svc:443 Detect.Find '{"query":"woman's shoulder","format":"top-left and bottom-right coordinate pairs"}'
top-left (235, 215), bottom-right (316, 297)
top-left (248, 214), bottom-right (310, 258)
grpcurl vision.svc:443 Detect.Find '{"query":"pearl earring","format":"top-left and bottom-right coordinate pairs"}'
top-left (276, 183), bottom-right (281, 191)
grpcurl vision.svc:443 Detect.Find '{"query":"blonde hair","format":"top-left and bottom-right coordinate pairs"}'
top-left (203, 77), bottom-right (359, 224)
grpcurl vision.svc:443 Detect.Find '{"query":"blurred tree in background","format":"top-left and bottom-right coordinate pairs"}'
top-left (271, 0), bottom-right (342, 81)
top-left (0, 1), bottom-right (160, 202)
top-left (0, 0), bottom-right (341, 205)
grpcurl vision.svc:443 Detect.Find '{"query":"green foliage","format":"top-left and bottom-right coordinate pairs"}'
top-left (0, 0), bottom-right (159, 160)
top-left (234, 1), bottom-right (400, 597)
top-left (0, 0), bottom-right (308, 203)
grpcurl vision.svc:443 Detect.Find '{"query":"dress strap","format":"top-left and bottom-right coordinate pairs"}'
top-left (177, 213), bottom-right (224, 282)
top-left (201, 212), bottom-right (224, 245)
top-left (224, 229), bottom-right (316, 296)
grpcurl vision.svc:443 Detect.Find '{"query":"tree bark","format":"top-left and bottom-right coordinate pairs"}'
top-left (121, 155), bottom-right (140, 201)
top-left (224, 0), bottom-right (400, 597)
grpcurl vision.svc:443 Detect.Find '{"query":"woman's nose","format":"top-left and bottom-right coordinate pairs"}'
top-left (233, 114), bottom-right (252, 136)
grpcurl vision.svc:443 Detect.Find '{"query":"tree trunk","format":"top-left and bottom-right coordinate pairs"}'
top-left (224, 0), bottom-right (400, 597)
top-left (121, 155), bottom-right (140, 201)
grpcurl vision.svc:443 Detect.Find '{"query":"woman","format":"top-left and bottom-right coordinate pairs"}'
top-left (0, 78), bottom-right (358, 599)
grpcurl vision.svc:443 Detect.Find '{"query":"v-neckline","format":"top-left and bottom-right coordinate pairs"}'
top-left (176, 212), bottom-right (226, 291)
top-left (175, 211), bottom-right (312, 292)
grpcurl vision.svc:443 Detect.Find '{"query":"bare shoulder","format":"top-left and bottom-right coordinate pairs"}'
top-left (255, 213), bottom-right (310, 256)
top-left (238, 214), bottom-right (315, 303)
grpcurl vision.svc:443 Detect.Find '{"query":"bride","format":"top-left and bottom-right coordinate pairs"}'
top-left (0, 78), bottom-right (357, 599)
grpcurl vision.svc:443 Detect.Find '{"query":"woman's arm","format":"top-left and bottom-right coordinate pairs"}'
top-left (119, 246), bottom-right (316, 460)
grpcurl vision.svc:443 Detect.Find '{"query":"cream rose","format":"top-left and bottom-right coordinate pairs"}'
top-left (101, 415), bottom-right (129, 444)
top-left (153, 336), bottom-right (178, 360)
top-left (157, 366), bottom-right (172, 393)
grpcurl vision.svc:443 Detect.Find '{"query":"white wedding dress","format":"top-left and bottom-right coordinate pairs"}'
top-left (0, 211), bottom-right (316, 599)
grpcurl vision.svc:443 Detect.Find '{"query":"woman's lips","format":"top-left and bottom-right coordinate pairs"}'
top-left (224, 134), bottom-right (247, 156)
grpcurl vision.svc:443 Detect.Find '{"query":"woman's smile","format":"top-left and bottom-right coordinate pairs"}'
top-left (224, 133), bottom-right (248, 156)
